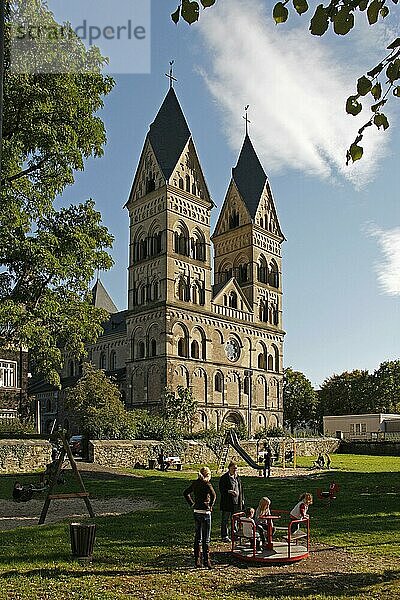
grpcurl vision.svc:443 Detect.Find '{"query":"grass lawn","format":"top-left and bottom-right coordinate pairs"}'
top-left (0, 454), bottom-right (399, 599)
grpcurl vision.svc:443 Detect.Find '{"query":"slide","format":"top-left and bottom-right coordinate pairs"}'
top-left (226, 430), bottom-right (260, 470)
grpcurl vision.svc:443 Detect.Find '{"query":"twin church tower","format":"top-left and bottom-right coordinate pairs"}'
top-left (123, 82), bottom-right (285, 434)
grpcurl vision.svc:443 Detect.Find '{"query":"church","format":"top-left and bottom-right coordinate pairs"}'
top-left (34, 82), bottom-right (286, 436)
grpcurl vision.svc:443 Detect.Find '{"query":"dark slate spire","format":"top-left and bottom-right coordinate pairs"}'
top-left (148, 87), bottom-right (191, 181)
top-left (91, 279), bottom-right (118, 314)
top-left (232, 134), bottom-right (267, 219)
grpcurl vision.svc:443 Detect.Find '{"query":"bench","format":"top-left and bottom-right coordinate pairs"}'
top-left (164, 456), bottom-right (182, 471)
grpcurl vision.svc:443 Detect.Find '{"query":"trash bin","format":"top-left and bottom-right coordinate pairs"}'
top-left (70, 522), bottom-right (96, 560)
top-left (148, 459), bottom-right (156, 469)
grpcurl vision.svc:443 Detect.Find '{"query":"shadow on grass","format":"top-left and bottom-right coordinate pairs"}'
top-left (233, 569), bottom-right (400, 598)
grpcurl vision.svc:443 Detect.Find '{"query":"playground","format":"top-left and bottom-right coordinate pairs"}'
top-left (0, 453), bottom-right (399, 599)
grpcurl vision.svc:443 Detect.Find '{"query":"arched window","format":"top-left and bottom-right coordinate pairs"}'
top-left (258, 257), bottom-right (268, 284)
top-left (269, 261), bottom-right (279, 288)
top-left (185, 175), bottom-right (190, 192)
top-left (150, 339), bottom-right (157, 357)
top-left (192, 284), bottom-right (198, 305)
top-left (99, 352), bottom-right (106, 370)
top-left (267, 355), bottom-right (274, 371)
top-left (258, 353), bottom-right (266, 369)
top-left (191, 182), bottom-right (197, 195)
top-left (138, 341), bottom-right (145, 359)
top-left (237, 263), bottom-right (249, 283)
top-left (178, 177), bottom-right (184, 189)
top-left (228, 291), bottom-right (237, 309)
top-left (110, 351), bottom-right (116, 370)
top-left (215, 372), bottom-right (223, 392)
top-left (146, 172), bottom-right (155, 193)
top-left (191, 340), bottom-right (199, 359)
top-left (153, 280), bottom-right (159, 300)
top-left (140, 285), bottom-right (147, 305)
top-left (229, 210), bottom-right (240, 229)
top-left (178, 337), bottom-right (188, 357)
top-left (259, 218), bottom-right (264, 228)
top-left (259, 300), bottom-right (268, 322)
top-left (178, 278), bottom-right (189, 302)
top-left (223, 294), bottom-right (227, 306)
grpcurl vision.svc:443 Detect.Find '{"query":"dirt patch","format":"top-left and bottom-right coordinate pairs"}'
top-left (0, 497), bottom-right (155, 531)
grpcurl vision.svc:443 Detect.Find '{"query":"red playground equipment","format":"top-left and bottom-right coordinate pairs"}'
top-left (231, 510), bottom-right (310, 564)
top-left (316, 481), bottom-right (340, 503)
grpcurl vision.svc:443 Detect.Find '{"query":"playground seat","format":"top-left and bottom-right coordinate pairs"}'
top-left (317, 481), bottom-right (340, 502)
top-left (235, 517), bottom-right (260, 551)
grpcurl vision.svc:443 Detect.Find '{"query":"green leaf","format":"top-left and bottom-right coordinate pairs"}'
top-left (374, 113), bottom-right (389, 129)
top-left (293, 0), bottom-right (309, 15)
top-left (171, 7), bottom-right (180, 23)
top-left (387, 38), bottom-right (400, 50)
top-left (181, 0), bottom-right (200, 24)
top-left (349, 143), bottom-right (363, 162)
top-left (367, 0), bottom-right (382, 24)
top-left (393, 86), bottom-right (400, 97)
top-left (371, 82), bottom-right (382, 100)
top-left (333, 8), bottom-right (354, 35)
top-left (367, 63), bottom-right (383, 78)
top-left (273, 2), bottom-right (289, 24)
top-left (380, 5), bottom-right (389, 16)
top-left (346, 96), bottom-right (362, 116)
top-left (371, 99), bottom-right (386, 112)
top-left (200, 0), bottom-right (216, 6)
top-left (310, 5), bottom-right (329, 35)
top-left (357, 76), bottom-right (372, 96)
top-left (386, 59), bottom-right (400, 82)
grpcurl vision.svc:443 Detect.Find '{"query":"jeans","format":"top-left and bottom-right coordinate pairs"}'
top-left (221, 510), bottom-right (239, 539)
top-left (194, 512), bottom-right (211, 553)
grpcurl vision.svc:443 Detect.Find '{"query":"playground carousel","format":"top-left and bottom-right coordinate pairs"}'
top-left (231, 510), bottom-right (310, 564)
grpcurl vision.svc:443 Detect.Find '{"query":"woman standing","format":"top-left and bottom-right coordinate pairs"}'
top-left (183, 466), bottom-right (216, 569)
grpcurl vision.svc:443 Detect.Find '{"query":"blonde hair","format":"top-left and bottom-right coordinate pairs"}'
top-left (257, 496), bottom-right (271, 515)
top-left (199, 466), bottom-right (211, 481)
top-left (299, 492), bottom-right (313, 505)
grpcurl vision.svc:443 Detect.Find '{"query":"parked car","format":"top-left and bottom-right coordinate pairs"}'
top-left (69, 435), bottom-right (84, 456)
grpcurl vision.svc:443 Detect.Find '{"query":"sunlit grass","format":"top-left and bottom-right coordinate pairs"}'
top-left (0, 454), bottom-right (399, 599)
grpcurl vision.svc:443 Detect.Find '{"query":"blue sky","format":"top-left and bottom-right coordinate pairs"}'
top-left (57, 0), bottom-right (400, 388)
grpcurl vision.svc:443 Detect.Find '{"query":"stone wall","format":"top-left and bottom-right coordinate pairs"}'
top-left (340, 440), bottom-right (400, 456)
top-left (0, 439), bottom-right (51, 473)
top-left (90, 437), bottom-right (340, 469)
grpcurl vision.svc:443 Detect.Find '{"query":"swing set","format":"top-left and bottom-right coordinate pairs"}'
top-left (12, 431), bottom-right (94, 525)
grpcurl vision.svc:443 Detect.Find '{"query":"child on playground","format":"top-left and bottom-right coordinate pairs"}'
top-left (290, 492), bottom-right (313, 534)
top-left (255, 496), bottom-right (274, 547)
top-left (244, 507), bottom-right (266, 550)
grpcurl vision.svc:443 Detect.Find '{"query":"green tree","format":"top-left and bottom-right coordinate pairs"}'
top-left (162, 385), bottom-right (198, 433)
top-left (170, 0), bottom-right (399, 162)
top-left (283, 367), bottom-right (318, 433)
top-left (1, 1), bottom-right (115, 385)
top-left (318, 369), bottom-right (372, 417)
top-left (372, 360), bottom-right (400, 413)
top-left (64, 363), bottom-right (134, 439)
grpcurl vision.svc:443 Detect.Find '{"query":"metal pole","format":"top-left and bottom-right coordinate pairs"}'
top-left (0, 0), bottom-right (5, 184)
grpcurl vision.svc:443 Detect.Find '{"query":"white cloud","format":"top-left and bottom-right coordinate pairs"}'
top-left (197, 0), bottom-right (391, 186)
top-left (368, 226), bottom-right (400, 295)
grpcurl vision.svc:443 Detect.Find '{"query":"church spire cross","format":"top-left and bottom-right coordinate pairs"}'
top-left (165, 60), bottom-right (177, 89)
top-left (243, 105), bottom-right (251, 136)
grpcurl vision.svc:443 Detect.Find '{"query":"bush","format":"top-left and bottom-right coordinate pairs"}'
top-left (254, 425), bottom-right (286, 439)
top-left (0, 418), bottom-right (36, 436)
top-left (131, 410), bottom-right (183, 441)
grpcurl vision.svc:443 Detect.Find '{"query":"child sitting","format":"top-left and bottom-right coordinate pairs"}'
top-left (290, 492), bottom-right (313, 534)
top-left (255, 497), bottom-right (274, 548)
top-left (244, 507), bottom-right (265, 550)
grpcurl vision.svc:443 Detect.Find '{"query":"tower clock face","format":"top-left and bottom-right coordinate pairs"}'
top-left (225, 338), bottom-right (240, 362)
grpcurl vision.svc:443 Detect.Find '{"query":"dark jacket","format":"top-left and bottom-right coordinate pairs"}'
top-left (218, 471), bottom-right (244, 512)
top-left (183, 478), bottom-right (216, 512)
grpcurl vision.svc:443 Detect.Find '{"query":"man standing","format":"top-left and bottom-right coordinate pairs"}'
top-left (263, 444), bottom-right (272, 478)
top-left (218, 461), bottom-right (244, 542)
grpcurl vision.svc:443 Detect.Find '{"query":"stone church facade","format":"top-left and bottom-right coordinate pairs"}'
top-left (31, 86), bottom-right (285, 436)
top-left (123, 87), bottom-right (285, 434)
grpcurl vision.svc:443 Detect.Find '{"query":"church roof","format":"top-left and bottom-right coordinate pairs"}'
top-left (148, 87), bottom-right (191, 181)
top-left (91, 280), bottom-right (118, 314)
top-left (232, 134), bottom-right (267, 219)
